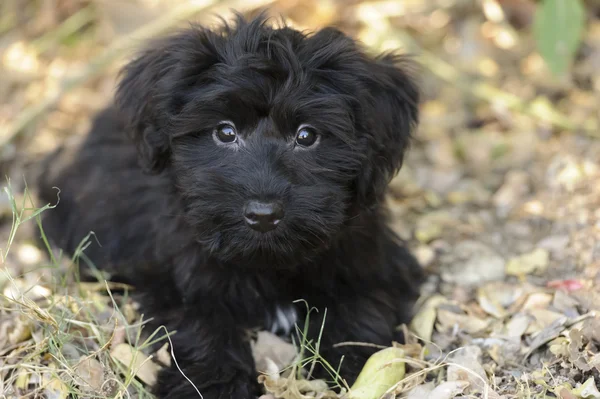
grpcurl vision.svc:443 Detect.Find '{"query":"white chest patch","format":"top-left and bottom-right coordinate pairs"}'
top-left (269, 304), bottom-right (298, 336)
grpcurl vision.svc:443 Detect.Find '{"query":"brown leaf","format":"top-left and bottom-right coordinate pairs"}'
top-left (447, 346), bottom-right (500, 397)
top-left (74, 356), bottom-right (105, 393)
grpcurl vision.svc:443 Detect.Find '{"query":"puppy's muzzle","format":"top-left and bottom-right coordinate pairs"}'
top-left (243, 200), bottom-right (284, 233)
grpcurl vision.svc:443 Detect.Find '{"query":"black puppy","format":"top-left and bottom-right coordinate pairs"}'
top-left (37, 14), bottom-right (423, 399)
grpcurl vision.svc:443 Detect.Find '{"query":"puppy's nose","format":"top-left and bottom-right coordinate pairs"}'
top-left (243, 200), bottom-right (284, 233)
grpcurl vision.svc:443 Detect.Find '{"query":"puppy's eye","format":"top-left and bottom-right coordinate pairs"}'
top-left (295, 126), bottom-right (319, 147)
top-left (214, 122), bottom-right (237, 144)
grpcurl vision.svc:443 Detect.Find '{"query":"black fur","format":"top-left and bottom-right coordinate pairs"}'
top-left (36, 15), bottom-right (423, 399)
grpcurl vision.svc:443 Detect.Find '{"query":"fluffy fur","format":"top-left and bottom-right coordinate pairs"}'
top-left (36, 15), bottom-right (423, 399)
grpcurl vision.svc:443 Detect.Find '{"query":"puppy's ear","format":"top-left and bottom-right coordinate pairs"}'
top-left (115, 31), bottom-right (219, 173)
top-left (355, 54), bottom-right (419, 208)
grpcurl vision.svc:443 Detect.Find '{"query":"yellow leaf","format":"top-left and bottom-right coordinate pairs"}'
top-left (409, 295), bottom-right (447, 341)
top-left (348, 347), bottom-right (406, 399)
top-left (506, 248), bottom-right (549, 276)
top-left (110, 343), bottom-right (160, 386)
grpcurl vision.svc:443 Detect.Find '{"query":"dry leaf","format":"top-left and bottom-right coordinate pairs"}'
top-left (110, 343), bottom-right (160, 386)
top-left (259, 372), bottom-right (338, 399)
top-left (477, 282), bottom-right (522, 318)
top-left (406, 382), bottom-right (435, 399)
top-left (440, 240), bottom-right (506, 286)
top-left (571, 377), bottom-right (600, 398)
top-left (428, 381), bottom-right (470, 399)
top-left (437, 308), bottom-right (490, 334)
top-left (505, 314), bottom-right (532, 338)
top-left (74, 356), bottom-right (105, 393)
top-left (527, 308), bottom-right (566, 333)
top-left (347, 347), bottom-right (406, 399)
top-left (410, 295), bottom-right (447, 341)
top-left (506, 248), bottom-right (549, 276)
top-left (526, 317), bottom-right (569, 358)
top-left (155, 342), bottom-right (172, 367)
top-left (447, 346), bottom-right (500, 397)
top-left (414, 211), bottom-right (457, 243)
top-left (552, 290), bottom-right (580, 316)
top-left (42, 371), bottom-right (69, 399)
top-left (251, 331), bottom-right (298, 374)
top-left (521, 292), bottom-right (553, 311)
top-left (4, 315), bottom-right (33, 345)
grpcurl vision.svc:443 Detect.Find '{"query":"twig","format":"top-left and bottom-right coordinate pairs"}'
top-left (0, 0), bottom-right (275, 149)
top-left (332, 341), bottom-right (388, 349)
top-left (30, 5), bottom-right (97, 54)
top-left (0, 0), bottom-right (20, 36)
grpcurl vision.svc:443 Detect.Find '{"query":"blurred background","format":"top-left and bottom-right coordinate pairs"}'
top-left (1, 0), bottom-right (600, 398)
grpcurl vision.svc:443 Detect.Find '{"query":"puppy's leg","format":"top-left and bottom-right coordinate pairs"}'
top-left (152, 309), bottom-right (259, 399)
top-left (305, 246), bottom-right (422, 385)
top-left (302, 294), bottom-right (401, 385)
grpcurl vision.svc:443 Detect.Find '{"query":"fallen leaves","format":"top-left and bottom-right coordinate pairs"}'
top-left (347, 347), bottom-right (406, 399)
top-left (411, 380), bottom-right (469, 399)
top-left (447, 346), bottom-right (500, 398)
top-left (3, 1), bottom-right (600, 399)
top-left (410, 295), bottom-right (447, 342)
top-left (404, 276), bottom-right (600, 399)
top-left (0, 314), bottom-right (34, 348)
top-left (110, 343), bottom-right (161, 386)
top-left (506, 248), bottom-right (550, 277)
top-left (440, 240), bottom-right (506, 286)
top-left (252, 331), bottom-right (298, 375)
top-left (259, 373), bottom-right (339, 399)
top-left (74, 357), bottom-right (106, 393)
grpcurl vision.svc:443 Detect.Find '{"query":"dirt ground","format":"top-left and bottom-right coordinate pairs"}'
top-left (1, 0), bottom-right (600, 398)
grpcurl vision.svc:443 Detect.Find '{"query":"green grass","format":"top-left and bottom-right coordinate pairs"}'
top-left (0, 179), bottom-right (168, 398)
top-left (0, 179), bottom-right (346, 399)
top-left (0, 179), bottom-right (415, 399)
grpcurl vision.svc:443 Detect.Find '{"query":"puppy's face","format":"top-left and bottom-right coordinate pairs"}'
top-left (169, 76), bottom-right (356, 265)
top-left (115, 16), bottom-right (419, 267)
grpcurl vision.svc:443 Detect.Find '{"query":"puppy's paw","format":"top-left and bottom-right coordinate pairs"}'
top-left (154, 366), bottom-right (258, 399)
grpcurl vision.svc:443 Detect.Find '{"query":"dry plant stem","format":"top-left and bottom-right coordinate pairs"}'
top-left (0, 0), bottom-right (275, 150)
top-left (30, 5), bottom-right (97, 54)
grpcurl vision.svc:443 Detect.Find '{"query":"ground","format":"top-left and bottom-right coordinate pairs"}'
top-left (1, 0), bottom-right (600, 398)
